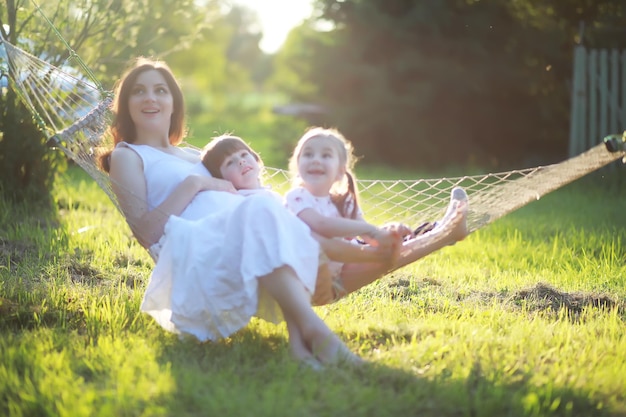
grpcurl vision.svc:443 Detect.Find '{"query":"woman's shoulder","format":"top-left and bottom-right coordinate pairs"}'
top-left (109, 144), bottom-right (143, 171)
top-left (111, 143), bottom-right (141, 161)
top-left (111, 142), bottom-right (142, 159)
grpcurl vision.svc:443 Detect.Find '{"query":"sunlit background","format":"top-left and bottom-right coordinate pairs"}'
top-left (1, 0), bottom-right (625, 202)
top-left (230, 0), bottom-right (314, 53)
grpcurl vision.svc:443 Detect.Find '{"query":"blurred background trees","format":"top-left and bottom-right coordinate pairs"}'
top-left (275, 0), bottom-right (626, 169)
top-left (1, 0), bottom-right (625, 208)
top-left (0, 0), bottom-right (218, 205)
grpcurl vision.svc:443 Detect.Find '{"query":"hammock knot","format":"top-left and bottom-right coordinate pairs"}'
top-left (53, 96), bottom-right (112, 146)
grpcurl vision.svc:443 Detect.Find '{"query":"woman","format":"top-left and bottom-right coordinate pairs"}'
top-left (98, 57), bottom-right (405, 368)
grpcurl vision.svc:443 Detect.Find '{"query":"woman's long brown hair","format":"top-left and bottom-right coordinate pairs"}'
top-left (98, 57), bottom-right (186, 172)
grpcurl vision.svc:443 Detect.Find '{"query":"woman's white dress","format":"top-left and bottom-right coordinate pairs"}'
top-left (121, 143), bottom-right (319, 342)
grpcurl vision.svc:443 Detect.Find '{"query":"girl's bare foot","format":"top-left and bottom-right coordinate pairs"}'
top-left (440, 187), bottom-right (468, 225)
top-left (399, 188), bottom-right (469, 258)
top-left (428, 187), bottom-right (469, 245)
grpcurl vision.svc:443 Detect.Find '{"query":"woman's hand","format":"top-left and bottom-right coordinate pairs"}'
top-left (186, 175), bottom-right (238, 194)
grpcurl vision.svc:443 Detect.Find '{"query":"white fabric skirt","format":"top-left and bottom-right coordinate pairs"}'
top-left (141, 193), bottom-right (319, 342)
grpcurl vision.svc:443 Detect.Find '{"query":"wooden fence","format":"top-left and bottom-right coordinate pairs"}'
top-left (569, 46), bottom-right (626, 157)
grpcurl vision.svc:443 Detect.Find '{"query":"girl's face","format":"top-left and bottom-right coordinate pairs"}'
top-left (219, 148), bottom-right (262, 190)
top-left (297, 136), bottom-right (344, 197)
top-left (128, 69), bottom-right (173, 141)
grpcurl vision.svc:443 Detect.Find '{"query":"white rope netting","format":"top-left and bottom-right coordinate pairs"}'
top-left (2, 37), bottom-right (625, 235)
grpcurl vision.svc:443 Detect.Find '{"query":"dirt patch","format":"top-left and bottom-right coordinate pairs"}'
top-left (0, 297), bottom-right (20, 315)
top-left (381, 277), bottom-right (623, 318)
top-left (511, 282), bottom-right (621, 314)
top-left (0, 238), bottom-right (37, 268)
top-left (68, 259), bottom-right (103, 284)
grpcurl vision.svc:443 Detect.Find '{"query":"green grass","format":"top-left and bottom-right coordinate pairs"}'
top-left (1, 166), bottom-right (625, 417)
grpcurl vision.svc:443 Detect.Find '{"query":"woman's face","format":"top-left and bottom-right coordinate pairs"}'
top-left (128, 69), bottom-right (174, 139)
top-left (219, 148), bottom-right (261, 190)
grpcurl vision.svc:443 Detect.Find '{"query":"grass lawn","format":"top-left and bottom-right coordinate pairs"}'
top-left (0, 166), bottom-right (625, 417)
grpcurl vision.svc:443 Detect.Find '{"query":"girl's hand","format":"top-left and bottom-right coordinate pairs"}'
top-left (381, 222), bottom-right (412, 239)
top-left (366, 227), bottom-right (393, 247)
top-left (367, 227), bottom-right (402, 262)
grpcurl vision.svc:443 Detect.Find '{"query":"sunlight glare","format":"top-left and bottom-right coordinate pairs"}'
top-left (230, 0), bottom-right (314, 53)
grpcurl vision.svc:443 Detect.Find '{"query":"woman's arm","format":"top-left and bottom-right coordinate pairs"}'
top-left (109, 147), bottom-right (236, 247)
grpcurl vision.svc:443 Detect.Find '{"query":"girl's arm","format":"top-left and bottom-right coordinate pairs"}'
top-left (312, 231), bottom-right (401, 265)
top-left (298, 207), bottom-right (381, 240)
top-left (109, 147), bottom-right (236, 247)
top-left (354, 211), bottom-right (412, 241)
top-left (287, 188), bottom-right (393, 243)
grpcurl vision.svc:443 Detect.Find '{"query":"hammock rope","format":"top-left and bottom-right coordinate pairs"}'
top-left (30, 0), bottom-right (105, 94)
top-left (1, 34), bottom-right (625, 238)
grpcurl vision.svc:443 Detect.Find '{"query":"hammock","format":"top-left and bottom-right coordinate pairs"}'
top-left (1, 34), bottom-right (625, 238)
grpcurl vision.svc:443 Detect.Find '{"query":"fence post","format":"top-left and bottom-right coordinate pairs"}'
top-left (622, 50), bottom-right (626, 131)
top-left (589, 49), bottom-right (598, 152)
top-left (569, 46), bottom-right (587, 157)
top-left (599, 49), bottom-right (609, 143)
top-left (569, 44), bottom-right (626, 166)
top-left (610, 49), bottom-right (620, 135)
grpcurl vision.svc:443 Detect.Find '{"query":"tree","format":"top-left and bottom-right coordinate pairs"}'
top-left (274, 0), bottom-right (626, 170)
top-left (1, 0), bottom-right (65, 206)
top-left (0, 0), bottom-right (216, 207)
top-left (167, 3), bottom-right (280, 139)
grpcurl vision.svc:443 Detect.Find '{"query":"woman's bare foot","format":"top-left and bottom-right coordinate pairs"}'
top-left (291, 333), bottom-right (360, 370)
top-left (298, 356), bottom-right (325, 371)
top-left (289, 339), bottom-right (323, 369)
top-left (310, 332), bottom-right (364, 366)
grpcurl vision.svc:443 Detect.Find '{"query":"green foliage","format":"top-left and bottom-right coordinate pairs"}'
top-left (274, 0), bottom-right (626, 170)
top-left (22, 0), bottom-right (219, 85)
top-left (0, 88), bottom-right (65, 206)
top-left (270, 23), bottom-right (322, 99)
top-left (185, 90), bottom-right (309, 168)
top-left (0, 0), bottom-right (220, 209)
